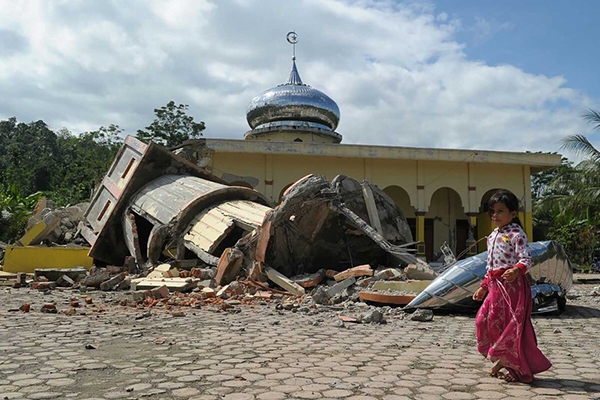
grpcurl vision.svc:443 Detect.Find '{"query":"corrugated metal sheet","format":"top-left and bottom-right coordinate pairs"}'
top-left (131, 175), bottom-right (228, 225)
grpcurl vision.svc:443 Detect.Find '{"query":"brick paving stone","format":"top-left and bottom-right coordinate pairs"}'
top-left (271, 384), bottom-right (302, 393)
top-left (301, 383), bottom-right (331, 391)
top-left (11, 378), bottom-right (44, 387)
top-left (0, 393), bottom-right (23, 399)
top-left (471, 390), bottom-right (505, 399)
top-left (254, 379), bottom-right (281, 388)
top-left (363, 381), bottom-right (394, 389)
top-left (172, 387), bottom-right (201, 397)
top-left (417, 385), bottom-right (450, 394)
top-left (284, 378), bottom-right (313, 386)
top-left (206, 386), bottom-right (235, 395)
top-left (370, 374), bottom-right (399, 382)
top-left (222, 379), bottom-right (253, 388)
top-left (257, 392), bottom-right (288, 400)
top-left (343, 376), bottom-right (370, 384)
top-left (157, 381), bottom-right (187, 389)
top-left (322, 389), bottom-right (354, 397)
top-left (291, 391), bottom-right (322, 399)
top-left (222, 393), bottom-right (255, 400)
top-left (26, 393), bottom-right (64, 399)
top-left (441, 392), bottom-right (475, 399)
top-left (359, 388), bottom-right (385, 396)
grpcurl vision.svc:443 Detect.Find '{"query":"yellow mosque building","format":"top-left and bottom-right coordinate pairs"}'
top-left (195, 33), bottom-right (561, 262)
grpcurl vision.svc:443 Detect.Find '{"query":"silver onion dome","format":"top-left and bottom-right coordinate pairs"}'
top-left (245, 33), bottom-right (341, 143)
top-left (246, 60), bottom-right (341, 132)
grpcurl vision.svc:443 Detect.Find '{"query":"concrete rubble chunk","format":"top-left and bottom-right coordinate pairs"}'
top-left (100, 272), bottom-right (127, 291)
top-left (358, 291), bottom-right (415, 306)
top-left (333, 264), bottom-right (373, 282)
top-left (361, 309), bottom-right (385, 324)
top-left (373, 268), bottom-right (404, 281)
top-left (265, 267), bottom-right (305, 296)
top-left (310, 285), bottom-right (331, 305)
top-left (410, 309), bottom-right (434, 322)
top-left (215, 248), bottom-right (244, 286)
top-left (291, 270), bottom-right (325, 288)
top-left (130, 277), bottom-right (198, 292)
top-left (404, 263), bottom-right (437, 280)
top-left (147, 264), bottom-right (179, 279)
top-left (34, 267), bottom-right (88, 282)
top-left (80, 268), bottom-right (111, 288)
top-left (56, 274), bottom-right (75, 287)
top-left (325, 277), bottom-right (356, 298)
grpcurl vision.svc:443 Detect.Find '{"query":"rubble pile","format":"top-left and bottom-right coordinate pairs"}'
top-left (2, 138), bottom-right (573, 318)
top-left (25, 198), bottom-right (89, 246)
top-left (2, 255), bottom-right (439, 324)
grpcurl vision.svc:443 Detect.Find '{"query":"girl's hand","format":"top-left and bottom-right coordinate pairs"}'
top-left (472, 287), bottom-right (487, 301)
top-left (501, 267), bottom-right (520, 282)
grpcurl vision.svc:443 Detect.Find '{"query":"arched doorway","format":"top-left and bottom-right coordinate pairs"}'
top-left (426, 187), bottom-right (468, 262)
top-left (383, 185), bottom-right (416, 241)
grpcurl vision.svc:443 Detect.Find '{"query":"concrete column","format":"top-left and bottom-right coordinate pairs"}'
top-left (467, 214), bottom-right (478, 256)
top-left (364, 158), bottom-right (373, 182)
top-left (265, 154), bottom-right (274, 201)
top-left (416, 213), bottom-right (426, 259)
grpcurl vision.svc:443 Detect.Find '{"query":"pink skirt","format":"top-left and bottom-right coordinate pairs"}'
top-left (475, 274), bottom-right (552, 382)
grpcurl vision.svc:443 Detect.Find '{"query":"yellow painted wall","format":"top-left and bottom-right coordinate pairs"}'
top-left (209, 143), bottom-right (544, 260)
top-left (4, 246), bottom-right (94, 273)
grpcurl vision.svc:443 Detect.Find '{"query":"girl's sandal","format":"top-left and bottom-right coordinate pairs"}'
top-left (496, 371), bottom-right (516, 382)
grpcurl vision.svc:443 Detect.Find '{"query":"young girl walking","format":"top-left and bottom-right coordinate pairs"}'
top-left (472, 189), bottom-right (551, 383)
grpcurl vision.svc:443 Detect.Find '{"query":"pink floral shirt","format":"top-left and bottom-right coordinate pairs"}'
top-left (486, 223), bottom-right (533, 271)
top-left (480, 223), bottom-right (532, 288)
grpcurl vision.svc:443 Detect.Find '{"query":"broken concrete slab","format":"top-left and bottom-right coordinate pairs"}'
top-left (404, 263), bottom-right (437, 280)
top-left (79, 269), bottom-right (111, 288)
top-left (370, 280), bottom-right (432, 293)
top-left (100, 272), bottom-right (127, 291)
top-left (146, 264), bottom-right (179, 279)
top-left (254, 174), bottom-right (417, 278)
top-left (215, 248), bottom-right (244, 286)
top-left (373, 268), bottom-right (404, 281)
top-left (37, 267), bottom-right (88, 282)
top-left (56, 275), bottom-right (75, 288)
top-left (333, 264), bottom-right (373, 282)
top-left (265, 267), bottom-right (305, 296)
top-left (358, 291), bottom-right (416, 306)
top-left (130, 277), bottom-right (198, 292)
top-left (291, 271), bottom-right (325, 288)
top-left (325, 277), bottom-right (356, 298)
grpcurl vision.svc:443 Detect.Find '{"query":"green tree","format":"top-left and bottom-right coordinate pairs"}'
top-left (136, 101), bottom-right (205, 147)
top-left (534, 109), bottom-right (600, 263)
top-left (0, 184), bottom-right (43, 242)
top-left (0, 118), bottom-right (60, 196)
top-left (50, 125), bottom-right (123, 205)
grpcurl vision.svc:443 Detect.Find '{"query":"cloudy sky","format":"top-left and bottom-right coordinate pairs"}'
top-left (1, 0), bottom-right (598, 163)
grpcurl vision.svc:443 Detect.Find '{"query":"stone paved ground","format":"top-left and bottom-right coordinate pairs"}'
top-left (1, 278), bottom-right (600, 400)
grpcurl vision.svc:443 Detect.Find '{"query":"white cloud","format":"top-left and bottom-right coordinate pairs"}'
top-left (0, 0), bottom-right (595, 162)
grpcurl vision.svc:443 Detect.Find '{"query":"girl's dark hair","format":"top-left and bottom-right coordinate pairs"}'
top-left (488, 189), bottom-right (523, 227)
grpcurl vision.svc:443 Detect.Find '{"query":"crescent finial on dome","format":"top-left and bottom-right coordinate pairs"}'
top-left (244, 31), bottom-right (342, 143)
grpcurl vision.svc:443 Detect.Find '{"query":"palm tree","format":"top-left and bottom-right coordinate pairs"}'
top-left (550, 109), bottom-right (600, 225)
top-left (532, 109), bottom-right (600, 265)
top-left (561, 109), bottom-right (600, 163)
